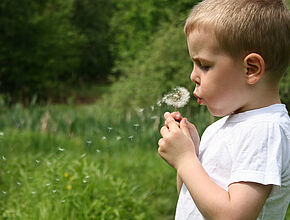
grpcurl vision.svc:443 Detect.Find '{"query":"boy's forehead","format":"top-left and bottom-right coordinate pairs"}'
top-left (187, 29), bottom-right (220, 56)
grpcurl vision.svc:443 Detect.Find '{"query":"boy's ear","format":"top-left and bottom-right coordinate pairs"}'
top-left (243, 53), bottom-right (265, 85)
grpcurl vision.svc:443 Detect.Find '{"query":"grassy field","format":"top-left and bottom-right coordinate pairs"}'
top-left (0, 103), bottom-right (289, 219)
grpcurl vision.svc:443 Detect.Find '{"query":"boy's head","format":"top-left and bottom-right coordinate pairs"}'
top-left (185, 0), bottom-right (290, 81)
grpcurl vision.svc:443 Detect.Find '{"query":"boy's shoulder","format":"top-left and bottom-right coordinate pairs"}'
top-left (203, 104), bottom-right (290, 138)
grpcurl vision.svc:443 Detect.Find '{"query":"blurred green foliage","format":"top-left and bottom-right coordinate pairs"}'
top-left (0, 0), bottom-right (289, 109)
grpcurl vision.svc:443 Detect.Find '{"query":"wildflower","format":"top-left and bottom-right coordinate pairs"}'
top-left (151, 105), bottom-right (155, 111)
top-left (66, 185), bottom-right (72, 190)
top-left (16, 182), bottom-right (21, 186)
top-left (128, 136), bottom-right (134, 141)
top-left (102, 136), bottom-right (107, 140)
top-left (52, 189), bottom-right (57, 193)
top-left (31, 191), bottom-right (36, 195)
top-left (161, 87), bottom-right (190, 111)
top-left (82, 179), bottom-right (87, 183)
top-left (56, 178), bottom-right (60, 182)
top-left (2, 191), bottom-right (6, 195)
top-left (81, 153), bottom-right (87, 158)
top-left (61, 199), bottom-right (66, 203)
top-left (46, 183), bottom-right (51, 186)
top-left (2, 155), bottom-right (6, 161)
top-left (0, 132), bottom-right (4, 136)
top-left (69, 176), bottom-right (73, 181)
top-left (86, 140), bottom-right (92, 144)
top-left (35, 159), bottom-right (40, 164)
top-left (107, 127), bottom-right (113, 132)
top-left (64, 173), bottom-right (69, 178)
top-left (116, 136), bottom-right (121, 141)
top-left (58, 147), bottom-right (64, 152)
top-left (96, 149), bottom-right (101, 153)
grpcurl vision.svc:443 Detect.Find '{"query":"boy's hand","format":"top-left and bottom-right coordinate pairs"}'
top-left (165, 112), bottom-right (200, 156)
top-left (158, 112), bottom-right (199, 170)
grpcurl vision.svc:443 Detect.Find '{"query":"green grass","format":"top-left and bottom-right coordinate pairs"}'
top-left (0, 103), bottom-right (289, 219)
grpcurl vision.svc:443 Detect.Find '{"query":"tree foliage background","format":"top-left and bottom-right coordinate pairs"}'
top-left (0, 0), bottom-right (289, 109)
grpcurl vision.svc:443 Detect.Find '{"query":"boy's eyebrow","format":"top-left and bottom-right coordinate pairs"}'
top-left (191, 56), bottom-right (211, 63)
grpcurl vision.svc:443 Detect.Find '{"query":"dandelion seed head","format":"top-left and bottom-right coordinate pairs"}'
top-left (161, 87), bottom-right (190, 108)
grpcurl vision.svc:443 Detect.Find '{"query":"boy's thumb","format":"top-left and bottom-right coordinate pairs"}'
top-left (180, 118), bottom-right (191, 139)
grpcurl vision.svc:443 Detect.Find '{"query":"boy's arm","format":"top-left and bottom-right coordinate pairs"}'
top-left (178, 155), bottom-right (272, 220)
top-left (159, 114), bottom-right (272, 220)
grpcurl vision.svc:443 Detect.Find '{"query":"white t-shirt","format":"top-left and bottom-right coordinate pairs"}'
top-left (175, 104), bottom-right (290, 220)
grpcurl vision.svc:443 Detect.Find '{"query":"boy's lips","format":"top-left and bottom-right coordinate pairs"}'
top-left (193, 93), bottom-right (203, 104)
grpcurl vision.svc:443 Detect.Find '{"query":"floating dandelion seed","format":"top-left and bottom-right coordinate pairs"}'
top-left (86, 140), bottom-right (92, 144)
top-left (161, 87), bottom-right (190, 111)
top-left (58, 147), bottom-right (64, 152)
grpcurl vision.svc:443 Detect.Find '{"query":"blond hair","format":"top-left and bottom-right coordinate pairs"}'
top-left (185, 0), bottom-right (290, 79)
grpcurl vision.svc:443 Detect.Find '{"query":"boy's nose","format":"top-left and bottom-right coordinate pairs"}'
top-left (190, 69), bottom-right (200, 85)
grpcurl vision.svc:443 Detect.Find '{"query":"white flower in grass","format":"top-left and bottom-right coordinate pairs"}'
top-left (161, 87), bottom-right (190, 110)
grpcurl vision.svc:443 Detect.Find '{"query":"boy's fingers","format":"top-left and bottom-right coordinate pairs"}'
top-left (164, 113), bottom-right (179, 130)
top-left (160, 126), bottom-right (170, 137)
top-left (171, 111), bottom-right (182, 121)
top-left (180, 118), bottom-right (191, 139)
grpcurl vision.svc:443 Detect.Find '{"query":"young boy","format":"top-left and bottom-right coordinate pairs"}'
top-left (158, 0), bottom-right (290, 219)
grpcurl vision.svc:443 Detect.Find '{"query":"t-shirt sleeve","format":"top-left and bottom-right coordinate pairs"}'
top-left (228, 122), bottom-right (283, 192)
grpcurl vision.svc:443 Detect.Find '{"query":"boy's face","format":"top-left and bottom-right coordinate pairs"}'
top-left (187, 29), bottom-right (249, 117)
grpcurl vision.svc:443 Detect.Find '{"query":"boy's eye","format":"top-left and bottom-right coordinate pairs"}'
top-left (200, 65), bottom-right (210, 71)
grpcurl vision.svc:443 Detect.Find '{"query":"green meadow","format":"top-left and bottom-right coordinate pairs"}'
top-left (0, 103), bottom-right (212, 219)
